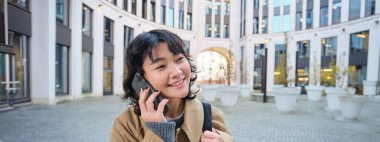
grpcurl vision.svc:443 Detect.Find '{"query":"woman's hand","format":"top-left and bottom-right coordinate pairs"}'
top-left (201, 129), bottom-right (223, 142)
top-left (138, 87), bottom-right (169, 122)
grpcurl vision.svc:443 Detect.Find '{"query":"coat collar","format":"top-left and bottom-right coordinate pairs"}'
top-left (180, 98), bottom-right (204, 141)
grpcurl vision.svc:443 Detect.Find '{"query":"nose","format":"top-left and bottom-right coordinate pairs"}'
top-left (169, 64), bottom-right (182, 78)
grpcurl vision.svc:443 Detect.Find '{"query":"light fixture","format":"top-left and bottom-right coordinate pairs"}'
top-left (119, 15), bottom-right (122, 19)
top-left (98, 4), bottom-right (103, 8)
top-left (375, 20), bottom-right (379, 25)
top-left (342, 28), bottom-right (345, 32)
top-left (356, 33), bottom-right (366, 38)
top-left (83, 6), bottom-right (87, 11)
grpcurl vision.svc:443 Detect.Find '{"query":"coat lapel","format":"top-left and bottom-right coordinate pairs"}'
top-left (181, 98), bottom-right (204, 141)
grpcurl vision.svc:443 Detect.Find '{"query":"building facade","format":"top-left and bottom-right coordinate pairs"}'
top-left (0, 0), bottom-right (379, 107)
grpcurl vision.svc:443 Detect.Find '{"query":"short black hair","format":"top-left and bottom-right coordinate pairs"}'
top-left (122, 29), bottom-right (197, 115)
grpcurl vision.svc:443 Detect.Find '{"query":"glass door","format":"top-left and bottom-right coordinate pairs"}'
top-left (103, 57), bottom-right (113, 95)
top-left (0, 53), bottom-right (8, 106)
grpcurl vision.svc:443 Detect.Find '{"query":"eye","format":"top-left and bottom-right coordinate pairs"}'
top-left (155, 65), bottom-right (166, 70)
top-left (176, 57), bottom-right (184, 63)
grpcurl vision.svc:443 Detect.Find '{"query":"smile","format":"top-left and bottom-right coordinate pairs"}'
top-left (168, 78), bottom-right (185, 87)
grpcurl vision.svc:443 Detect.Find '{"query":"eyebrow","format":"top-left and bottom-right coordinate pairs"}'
top-left (150, 57), bottom-right (166, 65)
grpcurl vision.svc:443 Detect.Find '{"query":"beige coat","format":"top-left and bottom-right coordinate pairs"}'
top-left (110, 98), bottom-right (234, 142)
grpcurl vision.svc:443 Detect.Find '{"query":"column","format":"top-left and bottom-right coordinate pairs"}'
top-left (328, 0), bottom-right (332, 26)
top-left (313, 0), bottom-right (320, 28)
top-left (302, 0), bottom-right (306, 30)
top-left (364, 22), bottom-right (380, 96)
top-left (30, 0), bottom-right (56, 105)
top-left (113, 20), bottom-right (124, 95)
top-left (341, 0), bottom-right (349, 23)
top-left (70, 0), bottom-right (83, 100)
top-left (290, 0), bottom-right (296, 31)
top-left (268, 0), bottom-right (273, 33)
top-left (376, 0), bottom-right (380, 14)
top-left (310, 34), bottom-right (321, 86)
top-left (267, 40), bottom-right (275, 91)
top-left (258, 0), bottom-right (263, 34)
top-left (155, 0), bottom-right (161, 23)
top-left (337, 29), bottom-right (349, 88)
top-left (245, 0), bottom-right (253, 35)
top-left (360, 0), bottom-right (365, 18)
top-left (92, 5), bottom-right (104, 97)
top-left (137, 0), bottom-right (142, 17)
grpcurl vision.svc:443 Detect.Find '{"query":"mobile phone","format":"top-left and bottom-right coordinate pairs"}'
top-left (132, 72), bottom-right (169, 114)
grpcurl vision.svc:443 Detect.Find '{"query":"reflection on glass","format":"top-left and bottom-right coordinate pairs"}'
top-left (168, 8), bottom-right (174, 27)
top-left (283, 14), bottom-right (290, 32)
top-left (349, 0), bottom-right (360, 20)
top-left (82, 5), bottom-right (92, 37)
top-left (104, 17), bottom-right (113, 43)
top-left (82, 52), bottom-right (91, 93)
top-left (56, 0), bottom-right (69, 25)
top-left (56, 44), bottom-right (69, 95)
top-left (332, 1), bottom-right (341, 24)
top-left (103, 57), bottom-right (113, 95)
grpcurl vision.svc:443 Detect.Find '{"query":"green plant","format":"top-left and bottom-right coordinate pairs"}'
top-left (275, 54), bottom-right (287, 86)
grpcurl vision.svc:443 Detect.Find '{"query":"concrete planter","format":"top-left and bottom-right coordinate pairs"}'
top-left (305, 85), bottom-right (324, 101)
top-left (239, 85), bottom-right (251, 97)
top-left (338, 95), bottom-right (366, 120)
top-left (273, 87), bottom-right (301, 112)
top-left (325, 87), bottom-right (348, 111)
top-left (219, 86), bottom-right (240, 107)
top-left (200, 85), bottom-right (218, 102)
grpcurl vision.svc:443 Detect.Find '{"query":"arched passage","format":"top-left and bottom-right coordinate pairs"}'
top-left (196, 47), bottom-right (235, 85)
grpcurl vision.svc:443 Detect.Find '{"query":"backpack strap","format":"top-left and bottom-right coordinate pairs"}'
top-left (201, 102), bottom-right (212, 132)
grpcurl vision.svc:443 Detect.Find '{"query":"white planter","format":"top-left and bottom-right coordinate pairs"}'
top-left (219, 86), bottom-right (240, 107)
top-left (305, 86), bottom-right (324, 101)
top-left (239, 85), bottom-right (251, 97)
top-left (325, 87), bottom-right (348, 111)
top-left (274, 93), bottom-right (300, 112)
top-left (339, 95), bottom-right (366, 120)
top-left (273, 87), bottom-right (301, 112)
top-left (200, 85), bottom-right (218, 102)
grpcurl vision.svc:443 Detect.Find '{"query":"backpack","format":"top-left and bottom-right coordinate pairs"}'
top-left (201, 102), bottom-right (212, 132)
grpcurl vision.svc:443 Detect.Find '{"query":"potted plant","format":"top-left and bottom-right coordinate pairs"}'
top-left (273, 32), bottom-right (301, 112)
top-left (200, 84), bottom-right (218, 102)
top-left (305, 51), bottom-right (324, 101)
top-left (324, 54), bottom-right (348, 111)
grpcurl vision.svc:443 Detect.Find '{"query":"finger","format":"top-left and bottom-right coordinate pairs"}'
top-left (203, 130), bottom-right (220, 138)
top-left (138, 88), bottom-right (148, 111)
top-left (200, 135), bottom-right (213, 142)
top-left (146, 90), bottom-right (160, 111)
top-left (156, 98), bottom-right (169, 113)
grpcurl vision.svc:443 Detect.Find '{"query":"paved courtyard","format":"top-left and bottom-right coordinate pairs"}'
top-left (0, 95), bottom-right (379, 142)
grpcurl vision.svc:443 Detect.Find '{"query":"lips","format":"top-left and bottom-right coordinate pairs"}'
top-left (168, 78), bottom-right (185, 87)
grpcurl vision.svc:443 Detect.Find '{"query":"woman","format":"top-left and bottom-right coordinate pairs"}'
top-left (110, 29), bottom-right (234, 142)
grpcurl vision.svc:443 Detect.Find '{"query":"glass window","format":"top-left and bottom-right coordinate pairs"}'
top-left (205, 24), bottom-right (212, 37)
top-left (183, 40), bottom-right (190, 54)
top-left (349, 0), bottom-right (360, 20)
top-left (142, 0), bottom-right (147, 19)
top-left (306, 10), bottom-right (313, 29)
top-left (297, 40), bottom-right (310, 58)
top-left (55, 44), bottom-right (69, 95)
top-left (8, 0), bottom-right (29, 9)
top-left (104, 17), bottom-right (113, 43)
top-left (254, 44), bottom-right (265, 59)
top-left (274, 44), bottom-right (286, 85)
top-left (103, 57), bottom-right (113, 95)
top-left (262, 16), bottom-right (268, 34)
top-left (214, 24), bottom-right (221, 38)
top-left (273, 16), bottom-right (280, 33)
top-left (124, 26), bottom-right (134, 48)
top-left (224, 2), bottom-right (230, 15)
top-left (321, 36), bottom-right (337, 56)
top-left (186, 13), bottom-right (192, 30)
top-left (332, 1), bottom-right (341, 24)
top-left (82, 5), bottom-right (92, 37)
top-left (320, 6), bottom-right (328, 27)
top-left (254, 0), bottom-right (259, 9)
top-left (215, 2), bottom-right (221, 15)
top-left (168, 8), bottom-right (174, 27)
top-left (187, 0), bottom-right (192, 5)
top-left (224, 24), bottom-right (230, 38)
top-left (132, 0), bottom-right (137, 15)
top-left (274, 0), bottom-right (280, 7)
top-left (253, 17), bottom-right (259, 34)
top-left (206, 0), bottom-right (212, 14)
top-left (350, 31), bottom-right (369, 53)
top-left (283, 14), bottom-right (290, 32)
top-left (151, 1), bottom-right (156, 21)
top-left (56, 0), bottom-right (69, 26)
top-left (365, 0), bottom-right (376, 16)
top-left (123, 0), bottom-right (128, 11)
top-left (105, 0), bottom-right (116, 5)
top-left (179, 10), bottom-right (184, 29)
top-left (82, 52), bottom-right (91, 93)
top-left (295, 12), bottom-right (302, 30)
top-left (283, 0), bottom-right (291, 6)
top-left (161, 5), bottom-right (166, 24)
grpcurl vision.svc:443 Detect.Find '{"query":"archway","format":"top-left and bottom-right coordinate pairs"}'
top-left (196, 47), bottom-right (235, 85)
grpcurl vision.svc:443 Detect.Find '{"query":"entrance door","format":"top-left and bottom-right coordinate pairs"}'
top-left (0, 32), bottom-right (30, 107)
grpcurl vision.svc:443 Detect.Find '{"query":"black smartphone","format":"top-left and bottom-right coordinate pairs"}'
top-left (132, 72), bottom-right (169, 114)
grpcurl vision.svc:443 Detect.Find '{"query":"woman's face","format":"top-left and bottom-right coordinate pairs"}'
top-left (142, 42), bottom-right (191, 99)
